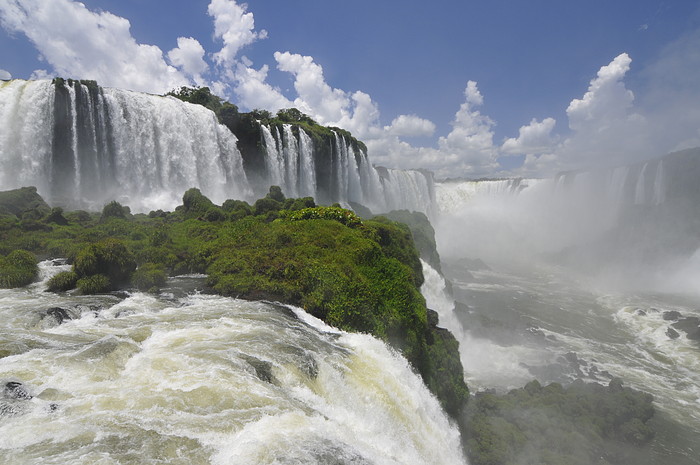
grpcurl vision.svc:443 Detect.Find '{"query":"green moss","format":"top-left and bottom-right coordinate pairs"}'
top-left (464, 378), bottom-right (655, 465)
top-left (132, 263), bottom-right (167, 291)
top-left (101, 200), bottom-right (129, 220)
top-left (46, 270), bottom-right (78, 292)
top-left (73, 238), bottom-right (137, 289)
top-left (77, 274), bottom-right (110, 294)
top-left (0, 186), bottom-right (51, 218)
top-left (0, 250), bottom-right (38, 288)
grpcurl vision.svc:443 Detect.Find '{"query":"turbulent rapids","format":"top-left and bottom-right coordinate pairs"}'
top-left (0, 262), bottom-right (465, 465)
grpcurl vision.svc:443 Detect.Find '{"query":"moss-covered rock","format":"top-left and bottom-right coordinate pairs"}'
top-left (378, 210), bottom-right (442, 273)
top-left (0, 250), bottom-right (38, 288)
top-left (73, 238), bottom-right (136, 289)
top-left (132, 263), bottom-right (167, 291)
top-left (0, 186), bottom-right (51, 218)
top-left (46, 270), bottom-right (78, 292)
top-left (464, 378), bottom-right (655, 465)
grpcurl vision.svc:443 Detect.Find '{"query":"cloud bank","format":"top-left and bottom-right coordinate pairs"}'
top-left (1, 0), bottom-right (698, 179)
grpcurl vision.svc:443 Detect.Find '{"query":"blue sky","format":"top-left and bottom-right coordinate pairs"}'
top-left (1, 0), bottom-right (699, 178)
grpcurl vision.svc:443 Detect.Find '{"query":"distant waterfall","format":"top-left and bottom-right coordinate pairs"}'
top-left (258, 123), bottom-right (436, 216)
top-left (435, 159), bottom-right (668, 215)
top-left (0, 79), bottom-right (251, 212)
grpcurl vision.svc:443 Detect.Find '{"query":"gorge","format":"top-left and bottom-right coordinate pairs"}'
top-left (1, 78), bottom-right (699, 465)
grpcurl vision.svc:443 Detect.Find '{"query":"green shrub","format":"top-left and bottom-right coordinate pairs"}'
top-left (287, 206), bottom-right (363, 228)
top-left (266, 185), bottom-right (285, 202)
top-left (204, 207), bottom-right (226, 222)
top-left (47, 271), bottom-right (78, 292)
top-left (181, 188), bottom-right (215, 217)
top-left (73, 238), bottom-right (136, 289)
top-left (77, 274), bottom-right (110, 294)
top-left (132, 263), bottom-right (167, 291)
top-left (101, 200), bottom-right (129, 220)
top-left (0, 250), bottom-right (38, 288)
top-left (253, 197), bottom-right (281, 216)
top-left (45, 207), bottom-right (69, 225)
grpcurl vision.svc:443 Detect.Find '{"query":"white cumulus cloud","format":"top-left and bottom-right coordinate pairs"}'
top-left (0, 69), bottom-right (11, 80)
top-left (437, 81), bottom-right (498, 168)
top-left (208, 0), bottom-right (267, 68)
top-left (168, 37), bottom-right (208, 85)
top-left (0, 0), bottom-right (189, 94)
top-left (566, 53), bottom-right (635, 132)
top-left (501, 117), bottom-right (557, 155)
top-left (384, 114), bottom-right (436, 138)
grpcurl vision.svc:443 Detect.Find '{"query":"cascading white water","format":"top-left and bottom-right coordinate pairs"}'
top-left (258, 124), bottom-right (436, 216)
top-left (652, 159), bottom-right (665, 205)
top-left (634, 163), bottom-right (649, 205)
top-left (0, 80), bottom-right (55, 197)
top-left (297, 128), bottom-right (316, 198)
top-left (282, 125), bottom-right (300, 198)
top-left (380, 168), bottom-right (436, 217)
top-left (0, 261), bottom-right (466, 465)
top-left (0, 79), bottom-right (252, 212)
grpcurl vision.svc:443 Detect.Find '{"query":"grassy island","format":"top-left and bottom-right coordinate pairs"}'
top-left (0, 185), bottom-right (468, 419)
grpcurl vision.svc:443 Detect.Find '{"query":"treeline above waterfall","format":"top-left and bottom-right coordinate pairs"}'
top-left (0, 79), bottom-right (434, 216)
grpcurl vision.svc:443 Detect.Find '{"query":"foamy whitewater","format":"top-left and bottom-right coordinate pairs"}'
top-left (429, 174), bottom-right (700, 464)
top-left (0, 262), bottom-right (465, 465)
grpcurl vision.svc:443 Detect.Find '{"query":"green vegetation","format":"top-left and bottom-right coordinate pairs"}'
top-left (165, 86), bottom-right (367, 179)
top-left (0, 249), bottom-right (38, 288)
top-left (46, 270), bottom-right (78, 292)
top-left (0, 185), bottom-right (467, 418)
top-left (464, 378), bottom-right (655, 465)
top-left (376, 209), bottom-right (442, 273)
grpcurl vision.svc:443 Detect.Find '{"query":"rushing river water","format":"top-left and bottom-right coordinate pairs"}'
top-left (424, 256), bottom-right (700, 465)
top-left (0, 262), bottom-right (465, 465)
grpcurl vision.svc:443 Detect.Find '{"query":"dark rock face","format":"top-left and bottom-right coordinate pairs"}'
top-left (45, 307), bottom-right (73, 325)
top-left (4, 381), bottom-right (32, 400)
top-left (666, 327), bottom-right (680, 339)
top-left (671, 316), bottom-right (700, 340)
top-left (663, 310), bottom-right (682, 321)
top-left (0, 186), bottom-right (51, 218)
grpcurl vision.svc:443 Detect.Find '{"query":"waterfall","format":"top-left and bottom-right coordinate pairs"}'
top-left (634, 163), bottom-right (648, 205)
top-left (257, 123), bottom-right (436, 216)
top-left (1, 79), bottom-right (438, 215)
top-left (0, 79), bottom-right (251, 212)
top-left (298, 128), bottom-right (316, 198)
top-left (652, 159), bottom-right (665, 205)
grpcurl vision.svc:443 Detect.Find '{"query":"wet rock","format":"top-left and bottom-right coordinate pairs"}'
top-left (671, 317), bottom-right (700, 339)
top-left (241, 355), bottom-right (274, 383)
top-left (663, 310), bottom-right (682, 321)
top-left (635, 309), bottom-right (647, 316)
top-left (526, 326), bottom-right (546, 339)
top-left (427, 308), bottom-right (440, 327)
top-left (45, 307), bottom-right (72, 325)
top-left (4, 381), bottom-right (32, 400)
top-left (666, 327), bottom-right (680, 339)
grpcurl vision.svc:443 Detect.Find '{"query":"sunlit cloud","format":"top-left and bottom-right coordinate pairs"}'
top-left (0, 0), bottom-right (188, 93)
